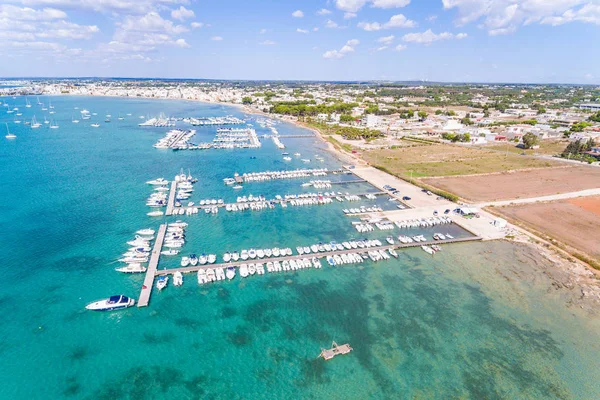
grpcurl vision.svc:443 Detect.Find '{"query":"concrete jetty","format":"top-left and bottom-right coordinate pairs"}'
top-left (137, 224), bottom-right (167, 307)
top-left (165, 181), bottom-right (177, 216)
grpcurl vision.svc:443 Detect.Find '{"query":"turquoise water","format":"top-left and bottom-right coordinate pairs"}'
top-left (1, 96), bottom-right (600, 399)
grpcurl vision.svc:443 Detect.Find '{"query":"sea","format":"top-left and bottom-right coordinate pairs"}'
top-left (1, 95), bottom-right (599, 399)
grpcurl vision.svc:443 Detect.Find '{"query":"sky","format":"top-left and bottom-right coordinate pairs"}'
top-left (0, 0), bottom-right (599, 84)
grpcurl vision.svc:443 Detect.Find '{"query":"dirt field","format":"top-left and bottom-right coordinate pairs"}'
top-left (422, 166), bottom-right (600, 202)
top-left (496, 197), bottom-right (600, 261)
top-left (481, 140), bottom-right (569, 156)
top-left (361, 143), bottom-right (558, 179)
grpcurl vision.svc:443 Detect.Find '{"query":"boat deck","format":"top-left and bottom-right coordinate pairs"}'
top-left (154, 236), bottom-right (480, 275)
top-left (320, 342), bottom-right (353, 360)
top-left (137, 224), bottom-right (167, 307)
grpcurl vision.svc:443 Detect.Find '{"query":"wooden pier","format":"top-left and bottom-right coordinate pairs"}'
top-left (165, 181), bottom-right (177, 216)
top-left (137, 224), bottom-right (167, 307)
top-left (154, 236), bottom-right (481, 276)
top-left (320, 342), bottom-right (353, 361)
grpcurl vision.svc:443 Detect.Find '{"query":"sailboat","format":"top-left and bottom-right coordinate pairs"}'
top-left (72, 115), bottom-right (79, 123)
top-left (118, 113), bottom-right (124, 120)
top-left (13, 116), bottom-right (21, 124)
top-left (37, 96), bottom-right (42, 105)
top-left (31, 116), bottom-right (41, 128)
top-left (49, 100), bottom-right (54, 109)
top-left (44, 116), bottom-right (49, 124)
top-left (49, 120), bottom-right (59, 129)
top-left (5, 123), bottom-right (16, 139)
top-left (25, 97), bottom-right (31, 108)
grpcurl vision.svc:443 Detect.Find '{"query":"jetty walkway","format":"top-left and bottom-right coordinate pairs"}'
top-left (137, 224), bottom-right (167, 307)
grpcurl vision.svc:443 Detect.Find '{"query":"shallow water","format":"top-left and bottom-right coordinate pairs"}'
top-left (1, 96), bottom-right (599, 399)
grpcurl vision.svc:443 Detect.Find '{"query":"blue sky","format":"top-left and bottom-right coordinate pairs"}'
top-left (0, 0), bottom-right (599, 83)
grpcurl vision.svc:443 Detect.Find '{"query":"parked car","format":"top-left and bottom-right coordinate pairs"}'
top-left (402, 196), bottom-right (411, 201)
top-left (444, 209), bottom-right (451, 214)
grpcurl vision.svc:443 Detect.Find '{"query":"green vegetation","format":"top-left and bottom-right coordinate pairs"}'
top-left (570, 121), bottom-right (593, 133)
top-left (242, 96), bottom-right (253, 105)
top-left (339, 114), bottom-right (356, 123)
top-left (589, 111), bottom-right (600, 122)
top-left (488, 119), bottom-right (538, 127)
top-left (561, 138), bottom-right (597, 163)
top-left (271, 102), bottom-right (356, 116)
top-left (521, 132), bottom-right (539, 149)
top-left (442, 132), bottom-right (471, 142)
top-left (308, 120), bottom-right (383, 140)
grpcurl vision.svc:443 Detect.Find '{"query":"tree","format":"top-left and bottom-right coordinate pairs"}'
top-left (418, 110), bottom-right (428, 120)
top-left (537, 107), bottom-right (546, 115)
top-left (242, 96), bottom-right (253, 105)
top-left (522, 132), bottom-right (539, 149)
top-left (339, 114), bottom-right (355, 123)
top-left (435, 109), bottom-right (443, 115)
top-left (461, 117), bottom-right (473, 125)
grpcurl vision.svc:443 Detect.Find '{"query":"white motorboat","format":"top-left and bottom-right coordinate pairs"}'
top-left (386, 236), bottom-right (395, 245)
top-left (240, 250), bottom-right (249, 260)
top-left (181, 257), bottom-right (190, 267)
top-left (136, 229), bottom-right (155, 236)
top-left (147, 211), bottom-right (164, 217)
top-left (272, 248), bottom-right (280, 257)
top-left (173, 271), bottom-right (183, 286)
top-left (388, 248), bottom-right (398, 258)
top-left (91, 123), bottom-right (100, 128)
top-left (231, 251), bottom-right (240, 261)
top-left (248, 249), bottom-right (257, 259)
top-left (115, 263), bottom-right (147, 273)
top-left (156, 275), bottom-right (168, 290)
top-left (199, 254), bottom-right (208, 265)
top-left (86, 295), bottom-right (135, 311)
top-left (146, 178), bottom-right (169, 186)
top-left (226, 267), bottom-right (236, 280)
top-left (240, 264), bottom-right (249, 278)
top-left (421, 245), bottom-right (435, 255)
top-left (161, 249), bottom-right (179, 256)
top-left (256, 249), bottom-right (265, 259)
top-left (208, 254), bottom-right (217, 264)
top-left (223, 252), bottom-right (231, 262)
top-left (248, 264), bottom-right (256, 275)
top-left (189, 254), bottom-right (199, 266)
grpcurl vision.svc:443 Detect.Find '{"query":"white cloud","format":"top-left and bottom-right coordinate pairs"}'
top-left (259, 28), bottom-right (267, 34)
top-left (317, 8), bottom-right (332, 15)
top-left (370, 0), bottom-right (410, 8)
top-left (377, 34), bottom-right (394, 43)
top-left (174, 38), bottom-right (190, 47)
top-left (191, 22), bottom-right (204, 29)
top-left (323, 49), bottom-right (344, 59)
top-left (335, 0), bottom-right (410, 13)
top-left (376, 45), bottom-right (388, 51)
top-left (325, 19), bottom-right (339, 28)
top-left (426, 15), bottom-right (438, 22)
top-left (259, 40), bottom-right (276, 45)
top-left (344, 12), bottom-right (357, 19)
top-left (211, 36), bottom-right (223, 40)
top-left (11, 0), bottom-right (191, 15)
top-left (358, 13), bottom-right (416, 30)
top-left (442, 0), bottom-right (599, 35)
top-left (323, 38), bottom-right (360, 59)
top-left (292, 9), bottom-right (304, 18)
top-left (335, 0), bottom-right (368, 13)
top-left (395, 43), bottom-right (407, 50)
top-left (402, 29), bottom-right (467, 44)
top-left (297, 28), bottom-right (309, 33)
top-left (171, 6), bottom-right (194, 21)
top-left (313, 27), bottom-right (319, 31)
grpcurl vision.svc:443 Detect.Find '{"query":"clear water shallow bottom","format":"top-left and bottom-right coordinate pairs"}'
top-left (1, 96), bottom-right (599, 399)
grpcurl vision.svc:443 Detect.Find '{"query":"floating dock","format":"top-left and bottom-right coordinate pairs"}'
top-left (320, 342), bottom-right (353, 361)
top-left (137, 224), bottom-right (167, 307)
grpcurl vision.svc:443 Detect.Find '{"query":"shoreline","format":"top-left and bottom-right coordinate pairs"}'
top-left (50, 92), bottom-right (600, 312)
